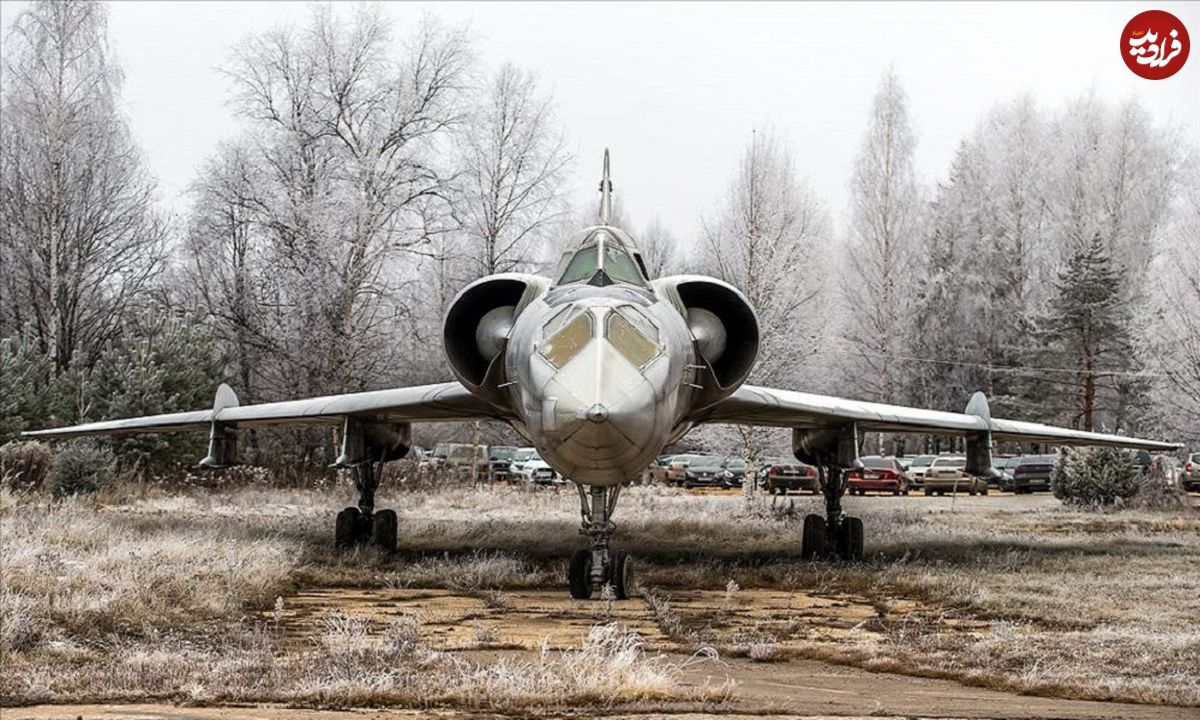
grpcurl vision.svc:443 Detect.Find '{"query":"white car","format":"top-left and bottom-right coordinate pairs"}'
top-left (906, 454), bottom-right (938, 485)
top-left (513, 449), bottom-right (560, 484)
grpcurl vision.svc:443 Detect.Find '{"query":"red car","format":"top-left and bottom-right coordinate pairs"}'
top-left (847, 456), bottom-right (912, 495)
top-left (760, 457), bottom-right (820, 495)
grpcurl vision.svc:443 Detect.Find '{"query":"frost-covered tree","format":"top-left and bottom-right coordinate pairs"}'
top-left (1022, 234), bottom-right (1141, 432)
top-left (700, 130), bottom-right (832, 389)
top-left (454, 62), bottom-right (570, 279)
top-left (636, 216), bottom-right (680, 278)
top-left (909, 139), bottom-right (992, 417)
top-left (1154, 172), bottom-right (1200, 445)
top-left (697, 130), bottom-right (832, 457)
top-left (200, 7), bottom-right (471, 411)
top-left (182, 141), bottom-right (269, 405)
top-left (840, 69), bottom-right (923, 412)
top-left (0, 0), bottom-right (167, 371)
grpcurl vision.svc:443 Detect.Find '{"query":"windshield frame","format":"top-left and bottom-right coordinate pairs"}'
top-left (556, 230), bottom-right (648, 287)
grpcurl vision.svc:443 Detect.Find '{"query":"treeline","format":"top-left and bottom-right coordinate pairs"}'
top-left (1, 1), bottom-right (1196, 472)
top-left (834, 78), bottom-right (1196, 450)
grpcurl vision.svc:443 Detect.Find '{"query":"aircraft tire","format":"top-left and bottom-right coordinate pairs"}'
top-left (839, 516), bottom-right (864, 562)
top-left (610, 550), bottom-right (633, 600)
top-left (371, 509), bottom-right (398, 554)
top-left (801, 514), bottom-right (827, 560)
top-left (335, 507), bottom-right (360, 549)
top-left (568, 548), bottom-right (593, 600)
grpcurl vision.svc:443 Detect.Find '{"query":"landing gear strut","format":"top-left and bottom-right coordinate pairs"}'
top-left (568, 484), bottom-right (633, 599)
top-left (335, 461), bottom-right (397, 553)
top-left (801, 464), bottom-right (864, 561)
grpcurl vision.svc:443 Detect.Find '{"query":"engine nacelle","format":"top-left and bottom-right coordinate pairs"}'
top-left (443, 273), bottom-right (549, 391)
top-left (654, 275), bottom-right (759, 407)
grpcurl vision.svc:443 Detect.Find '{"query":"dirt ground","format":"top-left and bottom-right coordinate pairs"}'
top-left (3, 486), bottom-right (1198, 718)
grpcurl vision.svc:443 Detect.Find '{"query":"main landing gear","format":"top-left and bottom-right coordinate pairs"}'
top-left (334, 461), bottom-right (397, 553)
top-left (800, 465), bottom-right (864, 561)
top-left (568, 484), bottom-right (634, 600)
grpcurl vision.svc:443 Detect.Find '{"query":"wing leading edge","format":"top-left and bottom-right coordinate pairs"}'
top-left (698, 385), bottom-right (1179, 451)
top-left (22, 381), bottom-right (501, 439)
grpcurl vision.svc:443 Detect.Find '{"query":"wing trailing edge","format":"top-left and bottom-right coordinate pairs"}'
top-left (699, 385), bottom-right (1179, 452)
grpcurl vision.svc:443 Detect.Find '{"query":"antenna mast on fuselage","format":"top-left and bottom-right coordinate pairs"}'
top-left (598, 148), bottom-right (612, 225)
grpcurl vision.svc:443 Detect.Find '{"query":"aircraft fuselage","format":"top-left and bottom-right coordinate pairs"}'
top-left (504, 283), bottom-right (696, 486)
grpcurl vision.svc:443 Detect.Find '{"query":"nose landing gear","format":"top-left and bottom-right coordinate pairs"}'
top-left (568, 484), bottom-right (634, 599)
top-left (334, 461), bottom-right (397, 553)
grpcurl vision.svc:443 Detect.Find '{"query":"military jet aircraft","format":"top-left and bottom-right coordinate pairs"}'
top-left (25, 150), bottom-right (1178, 600)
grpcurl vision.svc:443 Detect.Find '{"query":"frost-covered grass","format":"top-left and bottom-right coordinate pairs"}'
top-left (1, 481), bottom-right (1197, 707)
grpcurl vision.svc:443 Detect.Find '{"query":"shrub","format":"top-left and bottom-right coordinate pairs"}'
top-left (1051, 447), bottom-right (1140, 508)
top-left (1131, 457), bottom-right (1189, 510)
top-left (46, 443), bottom-right (116, 497)
top-left (0, 440), bottom-right (53, 491)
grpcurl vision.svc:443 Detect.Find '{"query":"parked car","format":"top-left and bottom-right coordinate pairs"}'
top-left (922, 456), bottom-right (988, 495)
top-left (1184, 453), bottom-right (1200, 492)
top-left (488, 446), bottom-right (520, 481)
top-left (721, 456), bottom-right (747, 487)
top-left (761, 457), bottom-right (820, 495)
top-left (513, 450), bottom-right (560, 484)
top-left (988, 458), bottom-right (1017, 487)
top-left (1132, 450), bottom-right (1154, 476)
top-left (847, 456), bottom-right (911, 495)
top-left (991, 456), bottom-right (1017, 487)
top-left (1003, 454), bottom-right (1057, 493)
top-left (679, 455), bottom-right (730, 488)
top-left (664, 454), bottom-right (702, 486)
top-left (905, 454), bottom-right (938, 487)
top-left (645, 454), bottom-right (679, 484)
top-left (421, 442), bottom-right (489, 481)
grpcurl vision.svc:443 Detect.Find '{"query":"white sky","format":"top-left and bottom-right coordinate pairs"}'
top-left (2, 1), bottom-right (1198, 245)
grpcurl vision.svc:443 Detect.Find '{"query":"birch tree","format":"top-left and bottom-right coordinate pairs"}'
top-left (840, 69), bottom-right (923, 414)
top-left (454, 62), bottom-right (570, 279)
top-left (210, 7), bottom-right (471, 405)
top-left (698, 130), bottom-right (833, 458)
top-left (637, 216), bottom-right (680, 278)
top-left (0, 0), bottom-right (167, 371)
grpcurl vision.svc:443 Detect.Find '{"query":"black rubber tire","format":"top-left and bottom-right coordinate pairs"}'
top-left (923, 487), bottom-right (931, 496)
top-left (839, 516), bottom-right (864, 562)
top-left (610, 550), bottom-right (634, 600)
top-left (968, 488), bottom-right (977, 496)
top-left (371, 509), bottom-right (398, 553)
top-left (980, 485), bottom-right (989, 496)
top-left (892, 487), bottom-right (900, 496)
top-left (335, 507), bottom-right (360, 549)
top-left (568, 548), bottom-right (593, 599)
top-left (902, 488), bottom-right (910, 496)
top-left (801, 514), bottom-right (827, 560)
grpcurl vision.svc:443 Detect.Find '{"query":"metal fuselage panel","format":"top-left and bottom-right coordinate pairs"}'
top-left (504, 284), bottom-right (696, 486)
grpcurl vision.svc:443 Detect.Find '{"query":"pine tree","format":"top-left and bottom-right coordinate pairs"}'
top-left (1024, 233), bottom-right (1138, 431)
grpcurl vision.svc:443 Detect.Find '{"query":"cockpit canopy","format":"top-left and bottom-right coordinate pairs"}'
top-left (556, 228), bottom-right (650, 287)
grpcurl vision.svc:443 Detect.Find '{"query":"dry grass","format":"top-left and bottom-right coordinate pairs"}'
top-left (0, 485), bottom-right (721, 709)
top-left (2, 480), bottom-right (1198, 708)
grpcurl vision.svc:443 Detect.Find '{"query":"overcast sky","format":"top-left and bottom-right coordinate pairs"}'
top-left (2, 1), bottom-right (1197, 244)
